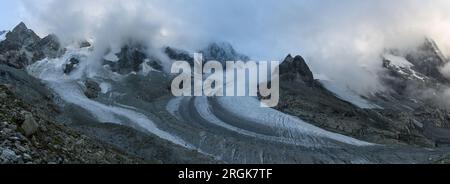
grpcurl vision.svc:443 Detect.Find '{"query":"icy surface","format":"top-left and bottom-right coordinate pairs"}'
top-left (215, 96), bottom-right (373, 146)
top-left (27, 48), bottom-right (192, 149)
top-left (320, 80), bottom-right (381, 109)
top-left (103, 50), bottom-right (119, 62)
top-left (100, 82), bottom-right (112, 94)
top-left (383, 54), bottom-right (414, 68)
top-left (168, 95), bottom-right (373, 147)
top-left (0, 31), bottom-right (6, 42)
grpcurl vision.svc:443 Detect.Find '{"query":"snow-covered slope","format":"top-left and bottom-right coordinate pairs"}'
top-left (382, 53), bottom-right (427, 81)
top-left (0, 30), bottom-right (8, 42)
top-left (320, 80), bottom-right (381, 109)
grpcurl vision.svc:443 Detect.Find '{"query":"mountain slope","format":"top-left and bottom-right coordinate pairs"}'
top-left (276, 54), bottom-right (435, 146)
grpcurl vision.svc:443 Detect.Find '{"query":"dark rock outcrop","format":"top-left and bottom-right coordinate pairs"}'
top-left (84, 80), bottom-right (101, 99)
top-left (64, 58), bottom-right (80, 74)
top-left (279, 54), bottom-right (315, 86)
top-left (165, 47), bottom-right (194, 65)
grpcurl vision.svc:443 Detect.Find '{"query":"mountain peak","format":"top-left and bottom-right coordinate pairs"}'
top-left (13, 22), bottom-right (28, 32)
top-left (2, 22), bottom-right (40, 48)
top-left (200, 42), bottom-right (250, 62)
top-left (279, 54), bottom-right (315, 86)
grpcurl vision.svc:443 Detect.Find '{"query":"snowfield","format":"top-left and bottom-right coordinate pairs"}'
top-left (0, 31), bottom-right (7, 41)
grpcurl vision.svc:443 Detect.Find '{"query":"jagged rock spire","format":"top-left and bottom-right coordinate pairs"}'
top-left (279, 54), bottom-right (315, 86)
top-left (0, 22), bottom-right (64, 69)
top-left (4, 22), bottom-right (41, 48)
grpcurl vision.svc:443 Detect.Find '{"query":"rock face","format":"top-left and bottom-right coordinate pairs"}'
top-left (279, 54), bottom-right (315, 86)
top-left (29, 34), bottom-right (64, 62)
top-left (0, 22), bottom-right (64, 69)
top-left (0, 22), bottom-right (40, 51)
top-left (405, 38), bottom-right (449, 83)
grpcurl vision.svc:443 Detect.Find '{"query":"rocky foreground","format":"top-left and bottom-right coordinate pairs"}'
top-left (0, 84), bottom-right (143, 164)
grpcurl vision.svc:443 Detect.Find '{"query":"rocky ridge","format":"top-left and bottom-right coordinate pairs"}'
top-left (0, 22), bottom-right (64, 69)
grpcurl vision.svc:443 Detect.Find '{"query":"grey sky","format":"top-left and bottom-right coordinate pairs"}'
top-left (0, 0), bottom-right (22, 30)
top-left (2, 0), bottom-right (450, 95)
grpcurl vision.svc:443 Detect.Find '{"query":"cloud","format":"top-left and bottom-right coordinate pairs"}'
top-left (18, 0), bottom-right (450, 95)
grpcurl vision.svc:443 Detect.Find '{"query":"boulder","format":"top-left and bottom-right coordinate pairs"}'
top-left (84, 79), bottom-right (101, 99)
top-left (21, 112), bottom-right (39, 137)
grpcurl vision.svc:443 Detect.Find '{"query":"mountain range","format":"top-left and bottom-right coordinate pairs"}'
top-left (2, 22), bottom-right (450, 164)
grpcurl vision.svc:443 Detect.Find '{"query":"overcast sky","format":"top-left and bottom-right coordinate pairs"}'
top-left (2, 0), bottom-right (450, 95)
top-left (0, 0), bottom-right (22, 30)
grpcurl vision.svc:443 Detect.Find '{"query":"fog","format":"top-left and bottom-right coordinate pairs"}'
top-left (18, 0), bottom-right (450, 95)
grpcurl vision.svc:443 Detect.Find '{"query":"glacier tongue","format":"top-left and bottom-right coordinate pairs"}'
top-left (215, 96), bottom-right (373, 146)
